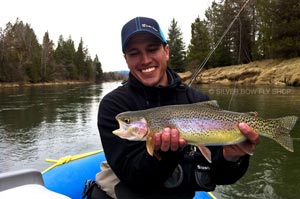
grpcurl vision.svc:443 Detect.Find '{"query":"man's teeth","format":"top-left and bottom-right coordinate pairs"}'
top-left (142, 67), bottom-right (155, 73)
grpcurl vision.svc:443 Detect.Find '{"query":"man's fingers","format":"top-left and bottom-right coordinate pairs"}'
top-left (153, 128), bottom-right (185, 153)
top-left (238, 123), bottom-right (260, 145)
top-left (170, 128), bottom-right (179, 151)
top-left (153, 133), bottom-right (162, 151)
top-left (161, 128), bottom-right (171, 152)
top-left (223, 145), bottom-right (241, 162)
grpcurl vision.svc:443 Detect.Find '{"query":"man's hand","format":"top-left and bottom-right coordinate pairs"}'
top-left (153, 128), bottom-right (186, 154)
top-left (223, 122), bottom-right (260, 162)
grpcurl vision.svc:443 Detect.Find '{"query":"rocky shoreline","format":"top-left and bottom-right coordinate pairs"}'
top-left (179, 57), bottom-right (300, 86)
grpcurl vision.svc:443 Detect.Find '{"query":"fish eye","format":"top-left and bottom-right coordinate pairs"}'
top-left (124, 118), bottom-right (130, 124)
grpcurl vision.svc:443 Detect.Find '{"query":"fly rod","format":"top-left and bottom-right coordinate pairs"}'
top-left (187, 0), bottom-right (252, 87)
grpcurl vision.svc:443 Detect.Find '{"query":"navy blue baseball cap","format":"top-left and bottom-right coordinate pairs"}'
top-left (121, 16), bottom-right (167, 53)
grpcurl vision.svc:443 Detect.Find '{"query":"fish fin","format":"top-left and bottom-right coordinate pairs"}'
top-left (146, 136), bottom-right (154, 156)
top-left (194, 100), bottom-right (220, 110)
top-left (267, 116), bottom-right (298, 152)
top-left (197, 145), bottom-right (212, 163)
top-left (237, 142), bottom-right (254, 156)
top-left (247, 111), bottom-right (258, 117)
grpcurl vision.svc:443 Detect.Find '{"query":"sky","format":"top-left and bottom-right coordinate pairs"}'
top-left (1, 0), bottom-right (213, 72)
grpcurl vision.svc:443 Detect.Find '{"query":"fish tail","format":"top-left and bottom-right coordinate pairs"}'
top-left (268, 116), bottom-right (298, 152)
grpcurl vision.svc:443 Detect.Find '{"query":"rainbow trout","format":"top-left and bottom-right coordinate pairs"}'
top-left (113, 100), bottom-right (297, 162)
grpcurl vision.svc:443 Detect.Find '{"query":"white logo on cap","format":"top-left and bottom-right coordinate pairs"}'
top-left (142, 23), bottom-right (158, 32)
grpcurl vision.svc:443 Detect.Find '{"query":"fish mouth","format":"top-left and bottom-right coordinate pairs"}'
top-left (112, 129), bottom-right (123, 136)
top-left (112, 120), bottom-right (127, 138)
top-left (112, 128), bottom-right (128, 139)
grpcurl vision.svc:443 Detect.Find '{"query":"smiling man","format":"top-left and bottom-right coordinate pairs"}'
top-left (92, 16), bottom-right (258, 199)
top-left (122, 17), bottom-right (170, 87)
top-left (124, 33), bottom-right (169, 87)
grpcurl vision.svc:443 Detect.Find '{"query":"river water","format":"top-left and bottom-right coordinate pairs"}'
top-left (0, 82), bottom-right (299, 198)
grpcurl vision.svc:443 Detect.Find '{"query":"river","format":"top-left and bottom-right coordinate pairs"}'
top-left (0, 82), bottom-right (299, 198)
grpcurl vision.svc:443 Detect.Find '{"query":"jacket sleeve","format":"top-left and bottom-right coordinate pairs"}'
top-left (97, 90), bottom-right (181, 190)
top-left (211, 147), bottom-right (250, 185)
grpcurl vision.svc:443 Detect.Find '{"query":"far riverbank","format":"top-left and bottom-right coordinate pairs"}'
top-left (0, 81), bottom-right (94, 88)
top-left (179, 57), bottom-right (300, 86)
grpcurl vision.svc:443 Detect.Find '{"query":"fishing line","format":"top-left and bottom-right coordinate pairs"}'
top-left (187, 0), bottom-right (252, 87)
top-left (228, 81), bottom-right (237, 110)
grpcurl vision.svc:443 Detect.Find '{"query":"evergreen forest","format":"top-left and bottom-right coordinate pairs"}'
top-left (1, 0), bottom-right (299, 83)
top-left (167, 0), bottom-right (300, 72)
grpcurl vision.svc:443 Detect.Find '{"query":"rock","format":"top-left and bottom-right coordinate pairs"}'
top-left (178, 71), bottom-right (192, 81)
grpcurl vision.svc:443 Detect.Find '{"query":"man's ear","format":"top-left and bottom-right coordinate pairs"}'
top-left (124, 54), bottom-right (128, 63)
top-left (164, 44), bottom-right (170, 60)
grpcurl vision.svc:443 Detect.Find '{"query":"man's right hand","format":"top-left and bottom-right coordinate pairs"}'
top-left (153, 128), bottom-right (186, 153)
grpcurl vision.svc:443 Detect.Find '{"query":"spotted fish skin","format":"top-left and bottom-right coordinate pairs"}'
top-left (113, 100), bottom-right (297, 159)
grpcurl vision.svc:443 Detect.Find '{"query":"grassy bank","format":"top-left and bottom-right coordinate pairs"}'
top-left (185, 57), bottom-right (300, 86)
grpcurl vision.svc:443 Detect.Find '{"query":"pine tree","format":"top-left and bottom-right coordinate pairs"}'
top-left (253, 0), bottom-right (274, 59)
top-left (187, 17), bottom-right (210, 70)
top-left (41, 31), bottom-right (55, 81)
top-left (167, 18), bottom-right (186, 72)
top-left (206, 1), bottom-right (233, 67)
top-left (54, 35), bottom-right (76, 80)
top-left (85, 55), bottom-right (94, 81)
top-left (0, 26), bottom-right (7, 81)
top-left (0, 18), bottom-right (104, 83)
top-left (0, 19), bottom-right (41, 82)
top-left (74, 38), bottom-right (87, 80)
top-left (224, 0), bottom-right (254, 64)
top-left (54, 35), bottom-right (64, 64)
top-left (255, 0), bottom-right (300, 59)
top-left (271, 0), bottom-right (300, 58)
top-left (94, 55), bottom-right (103, 83)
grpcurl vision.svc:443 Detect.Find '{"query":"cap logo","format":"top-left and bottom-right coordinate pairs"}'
top-left (141, 23), bottom-right (158, 32)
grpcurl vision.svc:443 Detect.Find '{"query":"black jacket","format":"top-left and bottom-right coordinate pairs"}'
top-left (98, 68), bottom-right (249, 198)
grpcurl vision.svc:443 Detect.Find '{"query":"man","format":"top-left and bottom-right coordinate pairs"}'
top-left (94, 16), bottom-right (259, 199)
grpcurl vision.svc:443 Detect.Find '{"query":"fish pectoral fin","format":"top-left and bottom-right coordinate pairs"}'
top-left (146, 136), bottom-right (154, 156)
top-left (197, 145), bottom-right (212, 163)
top-left (237, 142), bottom-right (253, 156)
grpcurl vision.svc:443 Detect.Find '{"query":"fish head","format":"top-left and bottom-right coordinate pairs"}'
top-left (113, 112), bottom-right (148, 141)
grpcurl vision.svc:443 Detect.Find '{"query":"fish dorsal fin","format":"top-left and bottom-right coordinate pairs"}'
top-left (194, 100), bottom-right (220, 110)
top-left (245, 111), bottom-right (258, 117)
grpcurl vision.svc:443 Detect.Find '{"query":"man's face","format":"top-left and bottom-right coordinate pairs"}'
top-left (124, 33), bottom-right (170, 87)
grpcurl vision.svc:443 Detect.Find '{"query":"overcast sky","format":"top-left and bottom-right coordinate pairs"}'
top-left (1, 0), bottom-right (212, 72)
